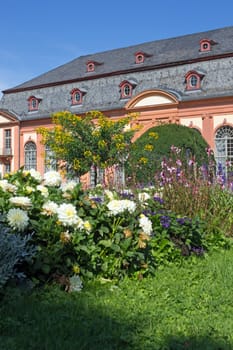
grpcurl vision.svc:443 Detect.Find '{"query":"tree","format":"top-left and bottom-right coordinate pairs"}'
top-left (38, 110), bottom-right (137, 182)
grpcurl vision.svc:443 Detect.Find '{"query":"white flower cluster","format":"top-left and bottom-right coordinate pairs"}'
top-left (104, 189), bottom-right (114, 200)
top-left (56, 203), bottom-right (91, 232)
top-left (139, 214), bottom-right (153, 236)
top-left (138, 192), bottom-right (150, 203)
top-left (43, 171), bottom-right (62, 187)
top-left (7, 208), bottom-right (29, 231)
top-left (0, 179), bottom-right (17, 193)
top-left (9, 196), bottom-right (32, 208)
top-left (42, 201), bottom-right (59, 216)
top-left (56, 203), bottom-right (79, 226)
top-left (28, 169), bottom-right (42, 182)
top-left (61, 180), bottom-right (78, 193)
top-left (107, 199), bottom-right (136, 215)
top-left (26, 186), bottom-right (35, 194)
top-left (61, 180), bottom-right (78, 198)
top-left (36, 185), bottom-right (49, 197)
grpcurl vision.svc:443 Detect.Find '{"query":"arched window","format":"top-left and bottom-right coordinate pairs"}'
top-left (199, 39), bottom-right (211, 52)
top-left (24, 141), bottom-right (37, 170)
top-left (215, 126), bottom-right (233, 179)
top-left (27, 96), bottom-right (42, 111)
top-left (185, 71), bottom-right (202, 90)
top-left (119, 80), bottom-right (137, 99)
top-left (86, 60), bottom-right (102, 72)
top-left (86, 61), bottom-right (95, 72)
top-left (135, 51), bottom-right (145, 64)
top-left (199, 38), bottom-right (217, 52)
top-left (70, 88), bottom-right (87, 105)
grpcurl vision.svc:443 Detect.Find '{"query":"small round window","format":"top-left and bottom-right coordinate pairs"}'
top-left (87, 63), bottom-right (94, 71)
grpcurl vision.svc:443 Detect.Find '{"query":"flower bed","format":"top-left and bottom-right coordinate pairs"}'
top-left (0, 167), bottom-right (229, 290)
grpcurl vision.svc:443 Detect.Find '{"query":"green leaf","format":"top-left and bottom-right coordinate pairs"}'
top-left (98, 239), bottom-right (112, 248)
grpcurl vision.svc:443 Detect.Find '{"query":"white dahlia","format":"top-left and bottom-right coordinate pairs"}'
top-left (28, 169), bottom-right (42, 182)
top-left (56, 203), bottom-right (78, 226)
top-left (139, 214), bottom-right (153, 236)
top-left (0, 179), bottom-right (17, 193)
top-left (9, 196), bottom-right (32, 209)
top-left (61, 180), bottom-right (78, 193)
top-left (36, 185), bottom-right (49, 197)
top-left (138, 192), bottom-right (150, 203)
top-left (107, 199), bottom-right (136, 215)
top-left (41, 201), bottom-right (59, 216)
top-left (7, 208), bottom-right (29, 231)
top-left (43, 171), bottom-right (62, 187)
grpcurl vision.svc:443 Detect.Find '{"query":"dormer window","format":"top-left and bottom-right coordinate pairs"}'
top-left (199, 39), bottom-right (217, 52)
top-left (71, 89), bottom-right (82, 105)
top-left (135, 51), bottom-right (145, 64)
top-left (70, 88), bottom-right (87, 105)
top-left (185, 70), bottom-right (205, 91)
top-left (27, 96), bottom-right (41, 111)
top-left (134, 51), bottom-right (151, 64)
top-left (86, 61), bottom-right (95, 72)
top-left (86, 60), bottom-right (102, 72)
top-left (119, 79), bottom-right (137, 99)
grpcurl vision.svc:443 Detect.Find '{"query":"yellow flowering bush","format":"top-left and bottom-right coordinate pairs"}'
top-left (37, 111), bottom-right (136, 183)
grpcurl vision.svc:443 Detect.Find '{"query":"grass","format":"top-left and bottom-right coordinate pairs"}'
top-left (1, 247), bottom-right (233, 350)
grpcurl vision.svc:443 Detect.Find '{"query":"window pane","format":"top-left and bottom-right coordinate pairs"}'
top-left (190, 75), bottom-right (198, 87)
top-left (215, 126), bottom-right (233, 180)
top-left (24, 142), bottom-right (37, 170)
top-left (124, 85), bottom-right (131, 96)
top-left (5, 129), bottom-right (11, 150)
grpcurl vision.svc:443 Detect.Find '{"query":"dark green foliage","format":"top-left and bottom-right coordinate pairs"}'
top-left (0, 221), bottom-right (36, 290)
top-left (126, 123), bottom-right (211, 185)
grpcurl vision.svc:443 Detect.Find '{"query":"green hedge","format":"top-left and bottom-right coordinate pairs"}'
top-left (126, 123), bottom-right (211, 185)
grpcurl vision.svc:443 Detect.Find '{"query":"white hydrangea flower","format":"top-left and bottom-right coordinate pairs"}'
top-left (9, 196), bottom-right (32, 209)
top-left (28, 169), bottom-right (42, 182)
top-left (139, 214), bottom-right (153, 236)
top-left (36, 185), bottom-right (49, 197)
top-left (42, 201), bottom-right (59, 216)
top-left (0, 179), bottom-right (17, 193)
top-left (56, 203), bottom-right (79, 226)
top-left (7, 208), bottom-right (29, 231)
top-left (107, 199), bottom-right (136, 215)
top-left (43, 171), bottom-right (62, 187)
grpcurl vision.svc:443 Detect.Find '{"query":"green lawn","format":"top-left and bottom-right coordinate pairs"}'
top-left (1, 248), bottom-right (233, 350)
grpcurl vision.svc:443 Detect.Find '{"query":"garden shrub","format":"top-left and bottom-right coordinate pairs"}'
top-left (0, 166), bottom-right (230, 287)
top-left (126, 123), bottom-right (213, 185)
top-left (0, 221), bottom-right (36, 290)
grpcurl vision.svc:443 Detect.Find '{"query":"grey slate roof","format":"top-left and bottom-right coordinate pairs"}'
top-left (4, 25), bottom-right (233, 92)
top-left (2, 25), bottom-right (233, 122)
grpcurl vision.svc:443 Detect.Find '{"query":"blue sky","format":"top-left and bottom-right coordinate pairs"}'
top-left (1, 0), bottom-right (233, 93)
